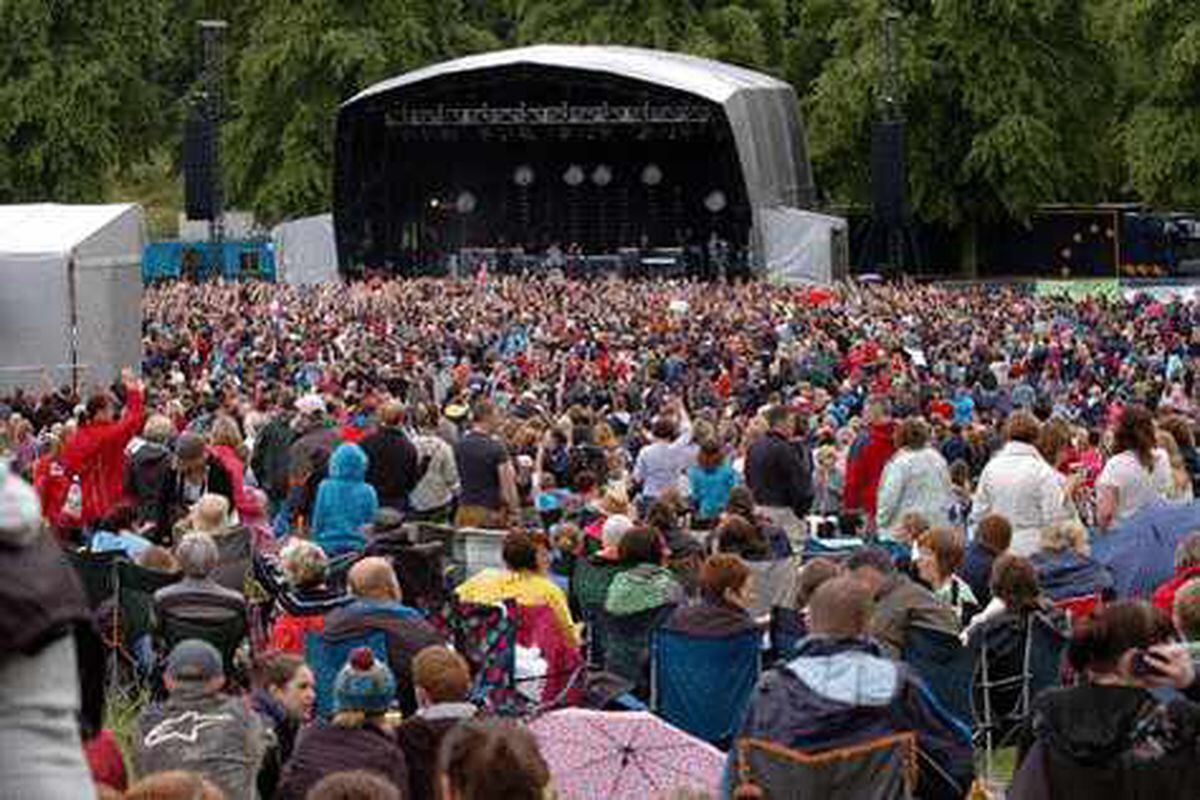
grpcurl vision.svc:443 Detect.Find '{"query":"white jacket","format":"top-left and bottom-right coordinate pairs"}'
top-left (969, 442), bottom-right (1070, 555)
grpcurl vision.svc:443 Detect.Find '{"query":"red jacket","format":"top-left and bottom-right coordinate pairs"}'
top-left (32, 454), bottom-right (71, 531)
top-left (1152, 565), bottom-right (1200, 616)
top-left (843, 421), bottom-right (896, 519)
top-left (59, 388), bottom-right (144, 525)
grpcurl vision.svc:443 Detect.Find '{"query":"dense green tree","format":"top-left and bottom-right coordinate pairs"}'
top-left (0, 0), bottom-right (174, 202)
top-left (1102, 0), bottom-right (1200, 208)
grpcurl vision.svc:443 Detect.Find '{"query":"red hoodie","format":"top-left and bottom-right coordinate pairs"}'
top-left (843, 421), bottom-right (896, 519)
top-left (59, 387), bottom-right (144, 525)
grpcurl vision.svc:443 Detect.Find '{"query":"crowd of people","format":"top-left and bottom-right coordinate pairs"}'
top-left (1, 275), bottom-right (1199, 799)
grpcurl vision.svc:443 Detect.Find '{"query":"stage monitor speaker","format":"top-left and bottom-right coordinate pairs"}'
top-left (872, 120), bottom-right (907, 224)
top-left (183, 105), bottom-right (215, 221)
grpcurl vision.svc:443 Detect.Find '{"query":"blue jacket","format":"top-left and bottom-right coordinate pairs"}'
top-left (312, 444), bottom-right (378, 556)
top-left (688, 462), bottom-right (737, 520)
top-left (727, 636), bottom-right (973, 800)
top-left (1030, 550), bottom-right (1113, 601)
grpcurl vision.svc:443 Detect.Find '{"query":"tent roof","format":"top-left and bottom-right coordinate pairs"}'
top-left (0, 203), bottom-right (140, 257)
top-left (346, 44), bottom-right (791, 108)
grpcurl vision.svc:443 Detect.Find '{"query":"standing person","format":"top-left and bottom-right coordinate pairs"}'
top-left (0, 464), bottom-right (97, 799)
top-left (396, 646), bottom-right (478, 800)
top-left (278, 648), bottom-right (410, 800)
top-left (745, 405), bottom-right (813, 545)
top-left (875, 417), bottom-right (956, 537)
top-left (453, 400), bottom-right (518, 529)
top-left (687, 438), bottom-right (738, 528)
top-left (58, 368), bottom-right (145, 528)
top-left (311, 443), bottom-right (379, 556)
top-left (133, 640), bottom-right (269, 800)
top-left (359, 401), bottom-right (420, 513)
top-left (631, 397), bottom-right (693, 511)
top-left (155, 433), bottom-right (235, 543)
top-left (437, 719), bottom-right (550, 800)
top-left (843, 398), bottom-right (897, 533)
top-left (408, 404), bottom-right (460, 523)
top-left (251, 394), bottom-right (296, 515)
top-left (969, 411), bottom-right (1072, 556)
top-left (251, 652), bottom-right (316, 798)
top-left (124, 414), bottom-right (176, 526)
top-left (1096, 405), bottom-right (1173, 530)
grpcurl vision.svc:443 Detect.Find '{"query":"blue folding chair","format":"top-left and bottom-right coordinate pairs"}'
top-left (901, 623), bottom-right (973, 728)
top-left (651, 627), bottom-right (761, 747)
top-left (305, 628), bottom-right (391, 720)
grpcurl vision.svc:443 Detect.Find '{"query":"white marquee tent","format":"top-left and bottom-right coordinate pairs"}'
top-left (762, 208), bottom-right (849, 284)
top-left (271, 213), bottom-right (341, 285)
top-left (0, 203), bottom-right (144, 391)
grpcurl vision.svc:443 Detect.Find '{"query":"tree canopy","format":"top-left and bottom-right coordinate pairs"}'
top-left (0, 0), bottom-right (1194, 240)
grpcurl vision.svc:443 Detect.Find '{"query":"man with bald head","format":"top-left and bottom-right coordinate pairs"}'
top-left (322, 557), bottom-right (442, 715)
top-left (732, 576), bottom-right (974, 800)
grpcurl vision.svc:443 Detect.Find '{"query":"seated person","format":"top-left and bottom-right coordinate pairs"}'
top-left (456, 530), bottom-right (581, 649)
top-left (663, 553), bottom-right (760, 639)
top-left (714, 515), bottom-right (799, 622)
top-left (914, 527), bottom-right (980, 625)
top-left (1152, 531), bottom-right (1200, 616)
top-left (571, 514), bottom-right (635, 618)
top-left (154, 532), bottom-right (246, 621)
top-left (323, 557), bottom-right (442, 716)
top-left (133, 640), bottom-right (269, 800)
top-left (1029, 520), bottom-right (1113, 602)
top-left (603, 526), bottom-right (683, 693)
top-left (957, 513), bottom-right (1012, 608)
top-left (1174, 577), bottom-right (1200, 643)
top-left (437, 719), bottom-right (550, 800)
top-left (733, 576), bottom-right (974, 800)
top-left (278, 647), bottom-right (409, 800)
top-left (845, 546), bottom-right (960, 659)
top-left (396, 646), bottom-right (478, 800)
top-left (250, 652), bottom-right (315, 798)
top-left (88, 503), bottom-right (153, 559)
top-left (1011, 601), bottom-right (1200, 799)
top-left (269, 539), bottom-right (341, 655)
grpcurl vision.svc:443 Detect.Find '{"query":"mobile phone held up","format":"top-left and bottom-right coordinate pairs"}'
top-left (1130, 650), bottom-right (1166, 678)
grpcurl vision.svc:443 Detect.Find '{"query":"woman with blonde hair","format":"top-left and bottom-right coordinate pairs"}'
top-left (1030, 520), bottom-right (1113, 601)
top-left (1156, 430), bottom-right (1194, 502)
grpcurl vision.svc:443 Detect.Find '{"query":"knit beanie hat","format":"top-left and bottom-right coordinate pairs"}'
top-left (0, 460), bottom-right (41, 547)
top-left (334, 647), bottom-right (396, 715)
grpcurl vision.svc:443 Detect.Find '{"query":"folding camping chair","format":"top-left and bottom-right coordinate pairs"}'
top-left (212, 525), bottom-right (252, 594)
top-left (902, 623), bottom-right (973, 728)
top-left (156, 605), bottom-right (248, 688)
top-left (650, 627), bottom-right (760, 747)
top-left (601, 604), bottom-right (677, 699)
top-left (969, 609), bottom-right (1069, 784)
top-left (364, 537), bottom-right (449, 612)
top-left (735, 732), bottom-right (919, 800)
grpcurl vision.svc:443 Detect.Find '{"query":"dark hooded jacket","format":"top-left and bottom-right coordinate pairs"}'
top-left (1010, 685), bottom-right (1200, 800)
top-left (733, 636), bottom-right (974, 800)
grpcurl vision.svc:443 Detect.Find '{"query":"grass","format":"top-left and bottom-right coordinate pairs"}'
top-left (105, 686), bottom-right (149, 779)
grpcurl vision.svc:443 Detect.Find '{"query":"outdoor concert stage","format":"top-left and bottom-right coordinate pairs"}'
top-left (334, 45), bottom-right (818, 280)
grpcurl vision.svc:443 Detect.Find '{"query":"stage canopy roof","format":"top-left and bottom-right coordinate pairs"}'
top-left (337, 45), bottom-right (817, 275)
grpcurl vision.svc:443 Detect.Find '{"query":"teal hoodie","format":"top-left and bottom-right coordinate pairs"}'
top-left (312, 444), bottom-right (378, 556)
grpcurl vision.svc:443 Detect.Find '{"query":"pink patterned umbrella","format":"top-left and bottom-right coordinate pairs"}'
top-left (528, 708), bottom-right (726, 799)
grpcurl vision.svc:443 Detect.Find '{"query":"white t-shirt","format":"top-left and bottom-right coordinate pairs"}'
top-left (1096, 449), bottom-right (1173, 523)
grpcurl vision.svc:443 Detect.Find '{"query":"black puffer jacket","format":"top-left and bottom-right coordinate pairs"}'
top-left (1011, 685), bottom-right (1200, 799)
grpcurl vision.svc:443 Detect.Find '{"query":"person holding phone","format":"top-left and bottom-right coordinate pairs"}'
top-left (1010, 600), bottom-right (1200, 799)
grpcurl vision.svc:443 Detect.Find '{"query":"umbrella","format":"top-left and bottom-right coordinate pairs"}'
top-left (528, 708), bottom-right (726, 799)
top-left (1092, 501), bottom-right (1200, 598)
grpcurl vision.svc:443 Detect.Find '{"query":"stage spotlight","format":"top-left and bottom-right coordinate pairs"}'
top-left (704, 190), bottom-right (727, 213)
top-left (563, 165), bottom-right (585, 186)
top-left (592, 165), bottom-right (613, 187)
top-left (429, 198), bottom-right (440, 209)
top-left (641, 164), bottom-right (663, 186)
top-left (455, 191), bottom-right (477, 214)
top-left (513, 165), bottom-right (535, 187)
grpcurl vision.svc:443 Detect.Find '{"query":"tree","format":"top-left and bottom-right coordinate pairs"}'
top-left (804, 0), bottom-right (1114, 230)
top-left (1102, 0), bottom-right (1200, 209)
top-left (0, 0), bottom-right (174, 202)
top-left (222, 0), bottom-right (496, 224)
